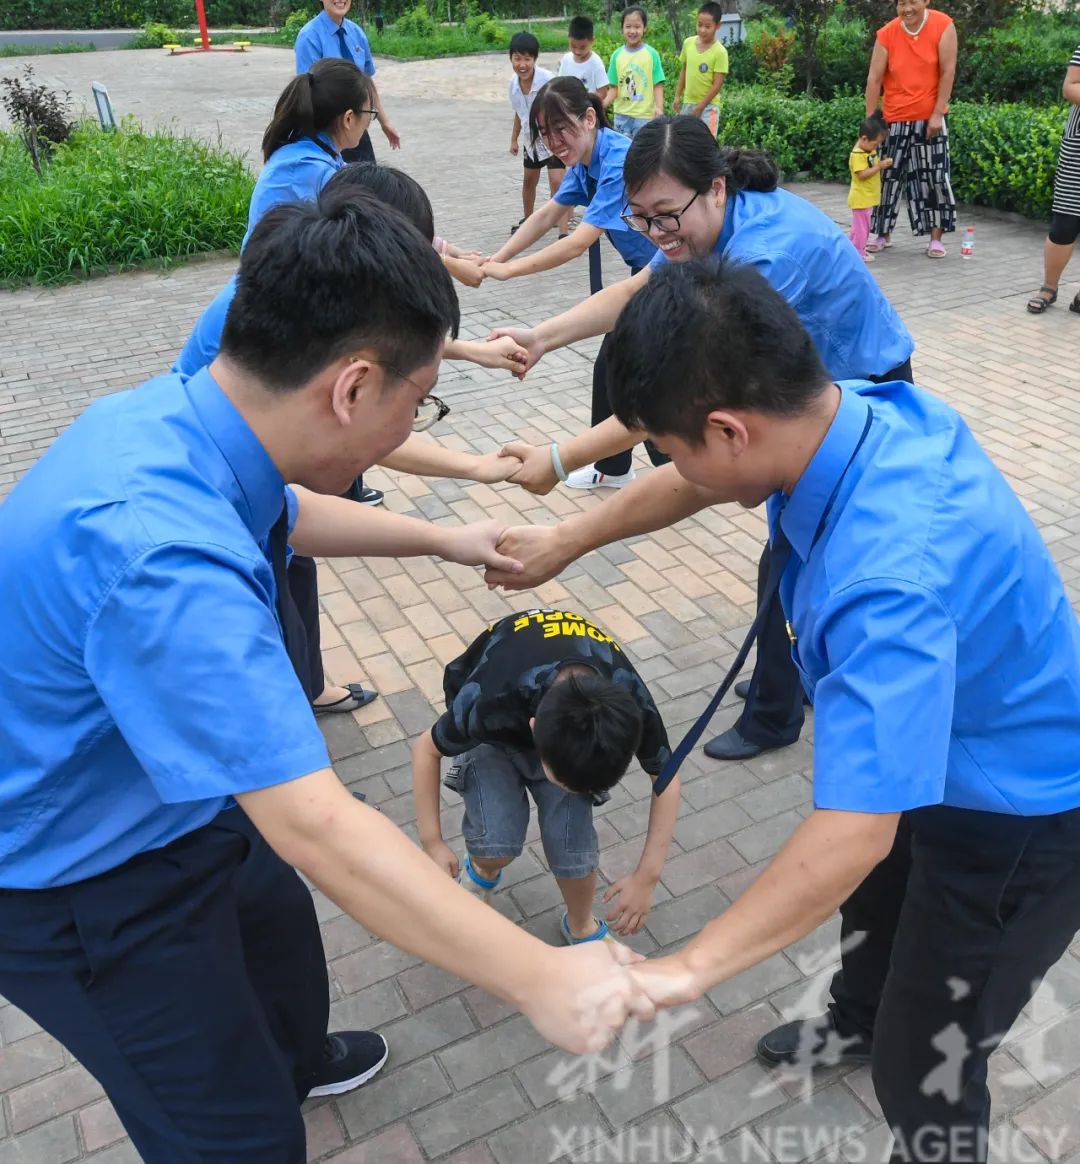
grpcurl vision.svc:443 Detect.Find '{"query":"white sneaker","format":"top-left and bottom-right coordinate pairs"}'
top-left (564, 465), bottom-right (637, 490)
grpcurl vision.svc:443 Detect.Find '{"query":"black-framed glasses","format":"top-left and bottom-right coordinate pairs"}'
top-left (358, 358), bottom-right (450, 432)
top-left (537, 119), bottom-right (577, 147)
top-left (358, 108), bottom-right (380, 122)
top-left (620, 191), bottom-right (701, 234)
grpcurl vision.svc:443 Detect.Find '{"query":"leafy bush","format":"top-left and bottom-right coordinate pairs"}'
top-left (720, 87), bottom-right (1067, 221)
top-left (0, 121), bottom-right (253, 285)
top-left (282, 6), bottom-right (313, 43)
top-left (127, 20), bottom-right (183, 47)
top-left (0, 66), bottom-right (75, 175)
top-left (961, 18), bottom-right (1080, 106)
top-left (393, 3), bottom-right (437, 38)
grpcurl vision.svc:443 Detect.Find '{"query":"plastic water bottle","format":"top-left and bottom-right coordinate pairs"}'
top-left (961, 227), bottom-right (975, 258)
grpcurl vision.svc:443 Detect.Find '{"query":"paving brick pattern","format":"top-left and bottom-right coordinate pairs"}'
top-left (3, 46), bottom-right (1080, 1164)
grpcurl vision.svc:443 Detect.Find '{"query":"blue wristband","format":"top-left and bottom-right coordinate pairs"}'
top-left (550, 443), bottom-right (568, 483)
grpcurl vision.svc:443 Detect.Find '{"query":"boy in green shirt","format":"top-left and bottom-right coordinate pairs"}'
top-left (604, 5), bottom-right (665, 139)
top-left (674, 1), bottom-right (729, 139)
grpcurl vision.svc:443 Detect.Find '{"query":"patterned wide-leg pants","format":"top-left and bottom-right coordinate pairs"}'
top-left (872, 117), bottom-right (957, 238)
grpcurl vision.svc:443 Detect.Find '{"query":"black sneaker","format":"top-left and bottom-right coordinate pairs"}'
top-left (756, 1012), bottom-right (872, 1069)
top-left (357, 486), bottom-right (384, 507)
top-left (307, 1030), bottom-right (389, 1098)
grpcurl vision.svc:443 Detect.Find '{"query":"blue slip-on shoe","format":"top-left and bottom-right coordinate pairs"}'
top-left (560, 914), bottom-right (612, 945)
top-left (459, 854), bottom-right (502, 902)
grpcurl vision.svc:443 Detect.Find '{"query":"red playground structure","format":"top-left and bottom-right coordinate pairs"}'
top-left (163, 0), bottom-right (253, 54)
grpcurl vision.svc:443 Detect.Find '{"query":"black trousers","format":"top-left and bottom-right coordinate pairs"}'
top-left (0, 808), bottom-right (329, 1163)
top-left (735, 357), bottom-right (915, 746)
top-left (286, 553), bottom-right (324, 700)
top-left (591, 331), bottom-right (671, 477)
top-left (827, 806), bottom-right (1080, 1164)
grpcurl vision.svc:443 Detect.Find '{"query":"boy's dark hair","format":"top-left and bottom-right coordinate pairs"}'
top-left (859, 113), bottom-right (887, 141)
top-left (530, 75), bottom-right (608, 146)
top-left (509, 31), bottom-right (541, 58)
top-left (625, 116), bottom-right (778, 198)
top-left (698, 1), bottom-right (724, 22)
top-left (262, 58), bottom-right (371, 161)
top-left (606, 258), bottom-right (829, 444)
top-left (621, 4), bottom-right (647, 26)
top-left (221, 190), bottom-right (459, 392)
top-left (568, 14), bottom-right (594, 39)
top-left (533, 673), bottom-right (643, 795)
top-left (321, 161), bottom-right (435, 243)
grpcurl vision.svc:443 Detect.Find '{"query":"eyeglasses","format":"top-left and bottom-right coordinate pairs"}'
top-left (356, 358), bottom-right (451, 432)
top-left (620, 191), bottom-right (701, 235)
top-left (538, 120), bottom-right (575, 147)
top-left (358, 108), bottom-right (379, 122)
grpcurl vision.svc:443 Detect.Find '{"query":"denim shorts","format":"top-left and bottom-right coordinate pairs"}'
top-left (614, 113), bottom-right (650, 139)
top-left (443, 743), bottom-right (608, 879)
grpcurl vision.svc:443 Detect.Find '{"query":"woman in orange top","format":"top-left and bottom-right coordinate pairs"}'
top-left (864, 0), bottom-right (958, 257)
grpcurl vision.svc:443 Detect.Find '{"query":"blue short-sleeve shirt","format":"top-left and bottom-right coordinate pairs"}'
top-left (554, 128), bottom-right (657, 272)
top-left (294, 10), bottom-right (376, 76)
top-left (651, 188), bottom-right (915, 380)
top-left (243, 133), bottom-right (342, 249)
top-left (174, 274), bottom-right (238, 377)
top-left (0, 368), bottom-right (330, 889)
top-left (772, 379), bottom-right (1080, 816)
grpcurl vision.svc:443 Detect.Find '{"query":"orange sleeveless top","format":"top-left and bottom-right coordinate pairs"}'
top-left (876, 8), bottom-right (953, 123)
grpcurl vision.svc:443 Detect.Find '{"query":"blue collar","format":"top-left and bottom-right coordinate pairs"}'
top-left (183, 367), bottom-right (286, 545)
top-left (780, 385), bottom-right (872, 562)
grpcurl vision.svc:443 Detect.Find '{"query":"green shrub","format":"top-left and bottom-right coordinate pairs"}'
top-left (0, 121), bottom-right (253, 286)
top-left (720, 87), bottom-right (1066, 221)
top-left (393, 4), bottom-right (437, 38)
top-left (960, 18), bottom-right (1080, 106)
top-left (282, 6), bottom-right (312, 44)
top-left (127, 21), bottom-right (183, 47)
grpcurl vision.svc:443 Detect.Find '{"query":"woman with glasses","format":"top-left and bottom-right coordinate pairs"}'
top-left (493, 115), bottom-right (915, 763)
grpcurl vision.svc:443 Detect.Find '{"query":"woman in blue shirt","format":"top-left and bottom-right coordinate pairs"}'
top-left (492, 115), bottom-right (917, 761)
top-left (482, 78), bottom-right (658, 281)
top-left (244, 57), bottom-right (374, 248)
top-left (293, 0), bottom-right (400, 163)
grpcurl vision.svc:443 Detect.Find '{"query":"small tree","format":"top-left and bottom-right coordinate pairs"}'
top-left (774, 0), bottom-right (831, 95)
top-left (0, 66), bottom-right (74, 177)
top-left (666, 0), bottom-right (687, 49)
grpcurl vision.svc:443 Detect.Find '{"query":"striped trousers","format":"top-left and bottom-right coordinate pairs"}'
top-left (872, 117), bottom-right (957, 238)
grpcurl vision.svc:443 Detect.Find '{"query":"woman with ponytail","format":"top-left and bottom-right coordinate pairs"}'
top-left (243, 57), bottom-right (374, 247)
top-left (494, 115), bottom-right (917, 765)
top-left (482, 77), bottom-right (658, 282)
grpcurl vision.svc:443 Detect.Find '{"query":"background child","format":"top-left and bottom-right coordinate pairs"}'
top-left (674, 1), bottom-right (729, 140)
top-left (508, 31), bottom-right (566, 235)
top-left (849, 115), bottom-right (893, 262)
top-left (559, 15), bottom-right (611, 102)
top-left (411, 608), bottom-right (680, 943)
top-left (603, 6), bottom-right (665, 139)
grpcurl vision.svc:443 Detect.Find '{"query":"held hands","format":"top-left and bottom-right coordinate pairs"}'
top-left (628, 952), bottom-right (705, 1012)
top-left (471, 450), bottom-right (524, 484)
top-left (484, 523), bottom-right (569, 590)
top-left (603, 873), bottom-right (657, 936)
top-left (485, 327), bottom-right (545, 380)
top-left (480, 260), bottom-right (513, 282)
top-left (500, 441), bottom-right (558, 496)
top-left (445, 255), bottom-right (486, 289)
top-left (444, 519), bottom-right (524, 577)
top-left (382, 123), bottom-right (402, 150)
top-left (470, 335), bottom-right (529, 372)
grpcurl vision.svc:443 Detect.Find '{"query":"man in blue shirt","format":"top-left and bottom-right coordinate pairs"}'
top-left (294, 0), bottom-right (400, 163)
top-left (485, 259), bottom-right (1080, 1163)
top-left (0, 193), bottom-right (651, 1163)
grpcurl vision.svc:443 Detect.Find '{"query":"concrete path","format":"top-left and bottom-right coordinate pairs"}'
top-left (2, 46), bottom-right (1080, 1164)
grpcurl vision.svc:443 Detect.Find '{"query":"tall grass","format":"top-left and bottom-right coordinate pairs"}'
top-left (0, 121), bottom-right (253, 286)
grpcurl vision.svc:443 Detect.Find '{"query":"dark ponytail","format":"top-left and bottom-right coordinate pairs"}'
top-left (528, 76), bottom-right (607, 148)
top-left (261, 58), bottom-right (372, 161)
top-left (623, 116), bottom-right (779, 198)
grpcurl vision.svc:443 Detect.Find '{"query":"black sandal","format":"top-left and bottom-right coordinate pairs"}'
top-left (313, 683), bottom-right (379, 715)
top-left (1070, 293), bottom-right (1080, 315)
top-left (1027, 285), bottom-right (1057, 314)
top-left (509, 218), bottom-right (525, 235)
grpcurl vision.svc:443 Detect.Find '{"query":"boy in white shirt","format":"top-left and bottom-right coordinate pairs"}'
top-left (508, 32), bottom-right (568, 236)
top-left (559, 15), bottom-right (611, 102)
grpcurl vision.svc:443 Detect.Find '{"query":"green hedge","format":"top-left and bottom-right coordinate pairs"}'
top-left (0, 122), bottom-right (253, 285)
top-left (0, 0), bottom-right (276, 30)
top-left (719, 88), bottom-right (1067, 223)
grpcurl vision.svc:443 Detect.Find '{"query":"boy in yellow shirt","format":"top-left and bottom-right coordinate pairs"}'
top-left (849, 116), bottom-right (893, 263)
top-left (674, 1), bottom-right (729, 139)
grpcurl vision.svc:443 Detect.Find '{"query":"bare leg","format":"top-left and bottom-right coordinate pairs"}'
top-left (556, 871), bottom-right (600, 938)
top-left (1042, 237), bottom-right (1075, 291)
top-left (470, 855), bottom-right (513, 881)
top-left (521, 168), bottom-right (540, 220)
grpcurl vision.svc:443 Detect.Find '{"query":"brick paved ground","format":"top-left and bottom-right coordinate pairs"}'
top-left (3, 46), bottom-right (1080, 1164)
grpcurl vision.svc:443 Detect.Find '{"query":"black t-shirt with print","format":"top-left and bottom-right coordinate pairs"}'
top-left (431, 608), bottom-right (671, 776)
